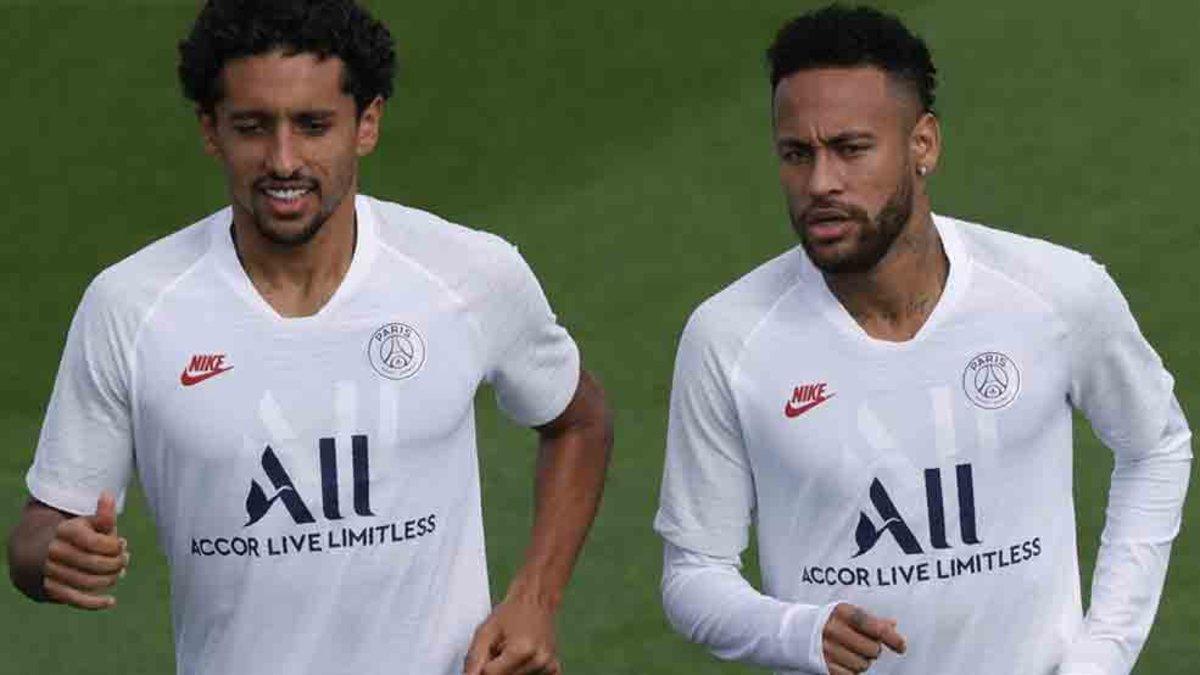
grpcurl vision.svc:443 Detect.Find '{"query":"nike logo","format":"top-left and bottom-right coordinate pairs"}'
top-left (181, 353), bottom-right (233, 387)
top-left (784, 382), bottom-right (835, 418)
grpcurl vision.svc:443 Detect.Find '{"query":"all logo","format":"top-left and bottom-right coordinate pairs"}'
top-left (853, 464), bottom-right (982, 558)
top-left (784, 382), bottom-right (835, 418)
top-left (367, 322), bottom-right (426, 380)
top-left (180, 353), bottom-right (233, 387)
top-left (245, 435), bottom-right (375, 526)
top-left (962, 351), bottom-right (1020, 409)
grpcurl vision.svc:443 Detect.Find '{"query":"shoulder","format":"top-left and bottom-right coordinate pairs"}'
top-left (680, 246), bottom-right (804, 362)
top-left (83, 209), bottom-right (222, 324)
top-left (366, 196), bottom-right (529, 290)
top-left (947, 214), bottom-right (1110, 319)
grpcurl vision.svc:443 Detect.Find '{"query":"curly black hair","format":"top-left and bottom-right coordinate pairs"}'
top-left (178, 0), bottom-right (396, 115)
top-left (767, 5), bottom-right (937, 115)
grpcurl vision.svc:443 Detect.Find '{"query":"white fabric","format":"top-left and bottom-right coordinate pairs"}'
top-left (655, 215), bottom-right (1191, 675)
top-left (662, 541), bottom-right (837, 672)
top-left (27, 195), bottom-right (580, 675)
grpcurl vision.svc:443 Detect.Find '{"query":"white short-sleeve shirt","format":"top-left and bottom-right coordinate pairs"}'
top-left (655, 215), bottom-right (1189, 674)
top-left (27, 195), bottom-right (581, 675)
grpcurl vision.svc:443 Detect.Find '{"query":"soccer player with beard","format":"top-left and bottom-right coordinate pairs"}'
top-left (6, 2), bottom-right (611, 674)
top-left (655, 6), bottom-right (1191, 674)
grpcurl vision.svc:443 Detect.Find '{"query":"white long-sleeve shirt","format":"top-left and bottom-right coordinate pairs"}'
top-left (655, 215), bottom-right (1191, 674)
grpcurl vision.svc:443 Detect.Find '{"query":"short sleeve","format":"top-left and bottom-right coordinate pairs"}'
top-left (482, 243), bottom-right (580, 428)
top-left (26, 277), bottom-right (136, 515)
top-left (654, 310), bottom-right (755, 558)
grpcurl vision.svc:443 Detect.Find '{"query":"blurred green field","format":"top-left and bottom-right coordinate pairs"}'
top-left (1, 0), bottom-right (1197, 672)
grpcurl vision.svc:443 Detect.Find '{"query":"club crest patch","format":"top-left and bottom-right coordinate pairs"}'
top-left (962, 351), bottom-right (1020, 409)
top-left (367, 322), bottom-right (426, 380)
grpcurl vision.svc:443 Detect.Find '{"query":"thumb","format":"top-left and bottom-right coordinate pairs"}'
top-left (91, 491), bottom-right (118, 535)
top-left (881, 621), bottom-right (907, 655)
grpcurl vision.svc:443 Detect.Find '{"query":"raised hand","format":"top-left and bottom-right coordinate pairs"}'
top-left (42, 492), bottom-right (130, 610)
top-left (823, 603), bottom-right (906, 674)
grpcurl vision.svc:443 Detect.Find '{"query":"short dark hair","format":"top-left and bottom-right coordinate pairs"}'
top-left (178, 0), bottom-right (397, 115)
top-left (766, 5), bottom-right (937, 114)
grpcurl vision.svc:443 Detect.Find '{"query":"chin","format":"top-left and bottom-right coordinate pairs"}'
top-left (805, 241), bottom-right (884, 275)
top-left (255, 215), bottom-right (325, 248)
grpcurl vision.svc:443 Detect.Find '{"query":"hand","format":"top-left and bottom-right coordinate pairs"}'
top-left (822, 603), bottom-right (906, 674)
top-left (463, 596), bottom-right (561, 675)
top-left (42, 492), bottom-right (130, 610)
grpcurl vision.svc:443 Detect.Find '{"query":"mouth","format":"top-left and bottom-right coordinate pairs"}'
top-left (262, 187), bottom-right (313, 201)
top-left (257, 183), bottom-right (317, 217)
top-left (804, 211), bottom-right (856, 242)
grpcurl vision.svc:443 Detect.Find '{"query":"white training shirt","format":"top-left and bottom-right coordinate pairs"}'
top-left (26, 195), bottom-right (581, 675)
top-left (655, 215), bottom-right (1191, 674)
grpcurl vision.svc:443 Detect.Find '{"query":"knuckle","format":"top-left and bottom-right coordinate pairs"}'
top-left (46, 538), bottom-right (67, 560)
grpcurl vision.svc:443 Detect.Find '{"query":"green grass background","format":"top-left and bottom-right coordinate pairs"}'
top-left (1, 0), bottom-right (1197, 672)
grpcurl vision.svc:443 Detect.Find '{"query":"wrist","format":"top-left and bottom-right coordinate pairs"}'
top-left (503, 571), bottom-right (565, 613)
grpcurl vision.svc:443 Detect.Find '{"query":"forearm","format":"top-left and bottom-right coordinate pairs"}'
top-left (7, 499), bottom-right (67, 601)
top-left (507, 370), bottom-right (612, 608)
top-left (662, 541), bottom-right (836, 672)
top-left (1062, 405), bottom-right (1192, 674)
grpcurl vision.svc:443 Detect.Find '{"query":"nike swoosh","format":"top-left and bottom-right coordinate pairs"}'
top-left (784, 394), bottom-right (835, 418)
top-left (180, 366), bottom-right (234, 387)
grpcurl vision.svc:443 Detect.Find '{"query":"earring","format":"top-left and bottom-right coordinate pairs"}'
top-left (917, 166), bottom-right (929, 176)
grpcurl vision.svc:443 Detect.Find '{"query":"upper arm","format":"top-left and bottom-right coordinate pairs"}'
top-left (535, 368), bottom-right (611, 441)
top-left (479, 240), bottom-right (581, 428)
top-left (654, 312), bottom-right (755, 559)
top-left (1068, 262), bottom-right (1190, 462)
top-left (26, 278), bottom-right (136, 516)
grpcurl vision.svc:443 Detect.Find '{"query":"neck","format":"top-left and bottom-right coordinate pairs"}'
top-left (231, 192), bottom-right (358, 318)
top-left (824, 208), bottom-right (948, 342)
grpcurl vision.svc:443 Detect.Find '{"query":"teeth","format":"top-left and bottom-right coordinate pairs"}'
top-left (265, 188), bottom-right (310, 201)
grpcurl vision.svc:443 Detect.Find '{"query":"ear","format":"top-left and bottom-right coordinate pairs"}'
top-left (911, 112), bottom-right (941, 178)
top-left (199, 109), bottom-right (221, 158)
top-left (355, 97), bottom-right (385, 157)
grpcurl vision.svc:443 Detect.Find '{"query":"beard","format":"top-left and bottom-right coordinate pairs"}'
top-left (250, 203), bottom-right (332, 248)
top-left (792, 170), bottom-right (915, 274)
top-left (244, 175), bottom-right (337, 248)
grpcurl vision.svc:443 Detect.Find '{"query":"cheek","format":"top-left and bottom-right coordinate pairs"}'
top-left (853, 157), bottom-right (905, 209)
top-left (778, 166), bottom-right (810, 197)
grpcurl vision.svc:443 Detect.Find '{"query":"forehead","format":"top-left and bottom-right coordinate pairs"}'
top-left (218, 50), bottom-right (350, 111)
top-left (772, 66), bottom-right (912, 134)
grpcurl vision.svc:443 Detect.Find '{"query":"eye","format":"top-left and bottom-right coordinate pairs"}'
top-left (780, 147), bottom-right (813, 165)
top-left (837, 143), bottom-right (871, 158)
top-left (231, 121), bottom-right (266, 136)
top-left (298, 119), bottom-right (332, 136)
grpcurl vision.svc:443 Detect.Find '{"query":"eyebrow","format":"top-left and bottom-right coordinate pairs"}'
top-left (227, 109), bottom-right (338, 120)
top-left (776, 130), bottom-right (876, 147)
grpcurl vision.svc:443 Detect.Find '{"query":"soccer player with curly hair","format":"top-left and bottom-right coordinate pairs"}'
top-left (7, 3), bottom-right (612, 674)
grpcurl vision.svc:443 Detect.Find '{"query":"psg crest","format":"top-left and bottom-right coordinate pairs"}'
top-left (962, 351), bottom-right (1020, 409)
top-left (368, 322), bottom-right (426, 380)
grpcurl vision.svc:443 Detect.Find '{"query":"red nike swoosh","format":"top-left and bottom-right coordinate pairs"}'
top-left (784, 394), bottom-right (834, 418)
top-left (180, 366), bottom-right (234, 387)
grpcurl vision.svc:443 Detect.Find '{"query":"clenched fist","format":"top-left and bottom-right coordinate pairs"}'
top-left (42, 492), bottom-right (130, 610)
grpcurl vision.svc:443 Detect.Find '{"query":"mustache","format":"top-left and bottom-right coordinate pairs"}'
top-left (253, 174), bottom-right (319, 191)
top-left (799, 199), bottom-right (871, 225)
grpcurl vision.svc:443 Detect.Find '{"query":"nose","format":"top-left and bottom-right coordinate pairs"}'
top-left (807, 151), bottom-right (843, 197)
top-left (266, 127), bottom-right (302, 177)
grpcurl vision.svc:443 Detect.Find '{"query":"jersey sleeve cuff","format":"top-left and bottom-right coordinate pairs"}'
top-left (499, 341), bottom-right (581, 428)
top-left (25, 472), bottom-right (125, 517)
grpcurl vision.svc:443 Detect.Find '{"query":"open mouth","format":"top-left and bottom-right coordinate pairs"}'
top-left (260, 185), bottom-right (315, 202)
top-left (804, 211), bottom-right (856, 241)
top-left (263, 187), bottom-right (311, 201)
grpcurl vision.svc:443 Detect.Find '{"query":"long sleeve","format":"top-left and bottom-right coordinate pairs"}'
top-left (662, 541), bottom-right (838, 673)
top-left (1059, 265), bottom-right (1193, 674)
